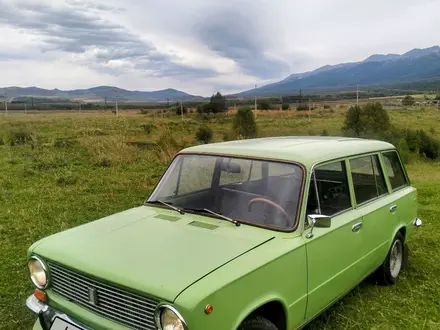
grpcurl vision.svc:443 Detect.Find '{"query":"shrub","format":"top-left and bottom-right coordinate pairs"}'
top-left (397, 138), bottom-right (410, 164)
top-left (155, 132), bottom-right (181, 163)
top-left (404, 129), bottom-right (420, 153)
top-left (323, 104), bottom-right (331, 109)
top-left (282, 103), bottom-right (289, 110)
top-left (402, 95), bottom-right (415, 106)
top-left (0, 137), bottom-right (4, 145)
top-left (232, 107), bottom-right (257, 139)
top-left (321, 129), bottom-right (329, 136)
top-left (7, 129), bottom-right (37, 147)
top-left (418, 129), bottom-right (439, 160)
top-left (140, 123), bottom-right (156, 134)
top-left (296, 104), bottom-right (310, 111)
top-left (197, 103), bottom-right (213, 114)
top-left (258, 100), bottom-right (271, 110)
top-left (175, 104), bottom-right (188, 115)
top-left (195, 126), bottom-right (213, 144)
top-left (54, 138), bottom-right (78, 149)
top-left (57, 173), bottom-right (79, 186)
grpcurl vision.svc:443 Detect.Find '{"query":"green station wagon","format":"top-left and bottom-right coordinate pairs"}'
top-left (26, 136), bottom-right (422, 330)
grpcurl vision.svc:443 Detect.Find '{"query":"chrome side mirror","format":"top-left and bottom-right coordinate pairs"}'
top-left (306, 214), bottom-right (332, 239)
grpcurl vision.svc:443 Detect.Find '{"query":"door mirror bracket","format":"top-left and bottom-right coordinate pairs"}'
top-left (306, 214), bottom-right (332, 239)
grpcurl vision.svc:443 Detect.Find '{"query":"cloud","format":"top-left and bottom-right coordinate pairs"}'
top-left (0, 0), bottom-right (217, 80)
top-left (0, 0), bottom-right (439, 96)
top-left (193, 7), bottom-right (290, 79)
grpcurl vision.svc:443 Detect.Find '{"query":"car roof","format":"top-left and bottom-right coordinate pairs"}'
top-left (179, 136), bottom-right (395, 168)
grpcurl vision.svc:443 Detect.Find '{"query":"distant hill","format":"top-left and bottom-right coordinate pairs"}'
top-left (0, 86), bottom-right (203, 102)
top-left (234, 46), bottom-right (440, 97)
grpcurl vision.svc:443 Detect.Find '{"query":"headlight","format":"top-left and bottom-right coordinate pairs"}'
top-left (28, 256), bottom-right (48, 289)
top-left (155, 305), bottom-right (188, 330)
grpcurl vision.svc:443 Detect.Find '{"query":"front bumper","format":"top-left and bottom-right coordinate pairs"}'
top-left (26, 294), bottom-right (92, 330)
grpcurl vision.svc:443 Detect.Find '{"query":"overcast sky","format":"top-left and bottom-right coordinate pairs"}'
top-left (0, 0), bottom-right (439, 96)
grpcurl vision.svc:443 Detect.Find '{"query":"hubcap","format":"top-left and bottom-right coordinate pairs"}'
top-left (389, 239), bottom-right (403, 278)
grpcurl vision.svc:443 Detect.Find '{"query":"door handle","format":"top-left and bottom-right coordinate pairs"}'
top-left (352, 222), bottom-right (363, 232)
top-left (390, 205), bottom-right (398, 213)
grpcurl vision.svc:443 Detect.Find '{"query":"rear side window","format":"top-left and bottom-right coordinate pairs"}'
top-left (350, 154), bottom-right (387, 205)
top-left (382, 151), bottom-right (408, 190)
top-left (307, 161), bottom-right (352, 216)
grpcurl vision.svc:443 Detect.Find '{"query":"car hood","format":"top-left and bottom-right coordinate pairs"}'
top-left (31, 206), bottom-right (275, 302)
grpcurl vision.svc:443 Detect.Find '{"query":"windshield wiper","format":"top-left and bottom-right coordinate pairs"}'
top-left (185, 208), bottom-right (240, 227)
top-left (147, 200), bottom-right (185, 215)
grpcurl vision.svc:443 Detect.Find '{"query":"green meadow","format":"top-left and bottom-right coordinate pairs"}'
top-left (1, 106), bottom-right (439, 329)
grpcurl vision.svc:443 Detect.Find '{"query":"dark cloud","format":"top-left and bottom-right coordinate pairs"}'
top-left (0, 0), bottom-right (217, 79)
top-left (193, 8), bottom-right (290, 79)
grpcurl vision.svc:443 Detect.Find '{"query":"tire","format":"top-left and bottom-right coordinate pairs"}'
top-left (376, 232), bottom-right (405, 285)
top-left (238, 316), bottom-right (279, 330)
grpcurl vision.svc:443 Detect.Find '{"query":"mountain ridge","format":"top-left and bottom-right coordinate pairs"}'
top-left (0, 86), bottom-right (203, 102)
top-left (234, 45), bottom-right (440, 97)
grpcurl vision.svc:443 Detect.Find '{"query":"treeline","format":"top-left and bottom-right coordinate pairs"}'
top-left (343, 102), bottom-right (440, 162)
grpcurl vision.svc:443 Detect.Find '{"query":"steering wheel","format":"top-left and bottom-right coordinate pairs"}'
top-left (247, 197), bottom-right (292, 226)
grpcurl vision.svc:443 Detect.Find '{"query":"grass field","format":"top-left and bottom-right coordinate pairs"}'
top-left (1, 106), bottom-right (440, 330)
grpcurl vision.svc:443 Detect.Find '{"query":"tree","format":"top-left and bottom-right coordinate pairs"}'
top-left (435, 95), bottom-right (440, 101)
top-left (362, 102), bottom-right (390, 134)
top-left (233, 107), bottom-right (257, 139)
top-left (210, 92), bottom-right (227, 113)
top-left (343, 102), bottom-right (390, 137)
top-left (343, 105), bottom-right (364, 137)
top-left (402, 95), bottom-right (415, 106)
top-left (282, 104), bottom-right (289, 110)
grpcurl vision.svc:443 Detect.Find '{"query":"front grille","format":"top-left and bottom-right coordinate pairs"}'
top-left (48, 262), bottom-right (158, 330)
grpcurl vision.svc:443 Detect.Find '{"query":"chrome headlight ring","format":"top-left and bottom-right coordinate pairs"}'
top-left (28, 255), bottom-right (50, 290)
top-left (154, 304), bottom-right (188, 330)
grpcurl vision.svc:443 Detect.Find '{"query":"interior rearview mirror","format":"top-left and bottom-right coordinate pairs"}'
top-left (220, 161), bottom-right (241, 173)
top-left (306, 214), bottom-right (332, 238)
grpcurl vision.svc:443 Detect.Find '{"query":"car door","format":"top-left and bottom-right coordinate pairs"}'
top-left (346, 153), bottom-right (396, 275)
top-left (304, 159), bottom-right (365, 320)
top-left (380, 150), bottom-right (418, 232)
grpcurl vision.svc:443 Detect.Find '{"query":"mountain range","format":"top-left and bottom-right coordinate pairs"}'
top-left (0, 86), bottom-right (203, 103)
top-left (1, 46), bottom-right (440, 101)
top-left (235, 46), bottom-right (440, 97)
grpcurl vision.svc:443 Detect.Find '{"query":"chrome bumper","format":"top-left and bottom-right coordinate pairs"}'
top-left (413, 218), bottom-right (423, 227)
top-left (26, 294), bottom-right (92, 330)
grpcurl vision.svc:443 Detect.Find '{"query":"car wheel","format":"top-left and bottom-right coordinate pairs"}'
top-left (377, 232), bottom-right (404, 285)
top-left (238, 316), bottom-right (279, 330)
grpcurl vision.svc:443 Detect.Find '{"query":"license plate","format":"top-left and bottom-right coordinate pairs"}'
top-left (49, 317), bottom-right (84, 330)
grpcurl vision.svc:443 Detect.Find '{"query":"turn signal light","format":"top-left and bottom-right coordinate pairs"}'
top-left (34, 289), bottom-right (47, 302)
top-left (204, 304), bottom-right (213, 314)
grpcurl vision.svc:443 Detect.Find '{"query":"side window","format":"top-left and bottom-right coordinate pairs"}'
top-left (382, 151), bottom-right (408, 190)
top-left (307, 161), bottom-right (352, 216)
top-left (349, 154), bottom-right (387, 205)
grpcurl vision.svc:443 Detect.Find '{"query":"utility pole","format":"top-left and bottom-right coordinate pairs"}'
top-left (115, 99), bottom-right (119, 117)
top-left (356, 85), bottom-right (359, 105)
top-left (4, 93), bottom-right (7, 116)
top-left (254, 84), bottom-right (257, 118)
top-left (180, 101), bottom-right (184, 120)
top-left (25, 102), bottom-right (27, 114)
top-left (308, 98), bottom-right (311, 122)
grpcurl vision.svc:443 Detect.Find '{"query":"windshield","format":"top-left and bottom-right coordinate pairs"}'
top-left (148, 154), bottom-right (304, 230)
